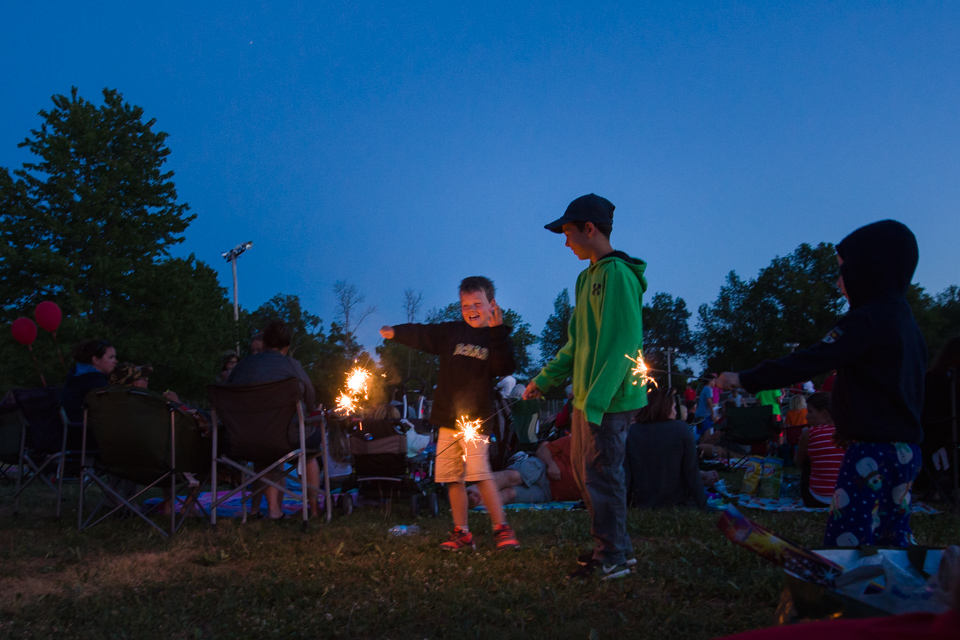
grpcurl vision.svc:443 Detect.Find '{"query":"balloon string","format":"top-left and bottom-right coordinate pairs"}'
top-left (28, 345), bottom-right (47, 387)
top-left (52, 332), bottom-right (66, 368)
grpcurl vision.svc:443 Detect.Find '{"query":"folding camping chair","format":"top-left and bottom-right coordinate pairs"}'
top-left (0, 392), bottom-right (20, 483)
top-left (722, 404), bottom-right (779, 469)
top-left (10, 387), bottom-right (75, 518)
top-left (208, 379), bottom-right (332, 527)
top-left (510, 399), bottom-right (541, 451)
top-left (78, 387), bottom-right (212, 536)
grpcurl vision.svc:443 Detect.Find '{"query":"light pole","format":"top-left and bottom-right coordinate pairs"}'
top-left (665, 346), bottom-right (678, 389)
top-left (223, 241), bottom-right (253, 353)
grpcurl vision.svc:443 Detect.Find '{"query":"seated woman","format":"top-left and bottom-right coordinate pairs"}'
top-left (217, 350), bottom-right (239, 383)
top-left (62, 339), bottom-right (118, 423)
top-left (794, 392), bottom-right (845, 508)
top-left (625, 388), bottom-right (715, 509)
top-left (108, 362), bottom-right (208, 516)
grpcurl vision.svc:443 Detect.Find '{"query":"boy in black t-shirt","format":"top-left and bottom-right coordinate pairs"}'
top-left (380, 276), bottom-right (520, 550)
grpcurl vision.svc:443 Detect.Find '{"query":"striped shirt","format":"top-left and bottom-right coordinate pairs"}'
top-left (808, 424), bottom-right (845, 499)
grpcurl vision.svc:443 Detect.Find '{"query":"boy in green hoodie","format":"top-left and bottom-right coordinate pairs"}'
top-left (524, 193), bottom-right (648, 580)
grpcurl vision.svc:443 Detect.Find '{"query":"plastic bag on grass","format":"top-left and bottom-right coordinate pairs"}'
top-left (757, 457), bottom-right (783, 499)
top-left (741, 456), bottom-right (764, 495)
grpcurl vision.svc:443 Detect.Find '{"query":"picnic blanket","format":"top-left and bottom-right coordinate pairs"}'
top-left (144, 486), bottom-right (356, 517)
top-left (471, 501), bottom-right (582, 512)
top-left (714, 480), bottom-right (940, 515)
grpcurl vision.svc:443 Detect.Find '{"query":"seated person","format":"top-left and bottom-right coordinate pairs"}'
top-left (217, 351), bottom-right (239, 383)
top-left (227, 320), bottom-right (322, 520)
top-left (625, 388), bottom-right (715, 509)
top-left (62, 339), bottom-right (118, 423)
top-left (467, 435), bottom-right (581, 507)
top-left (697, 400), bottom-right (751, 460)
top-left (794, 391), bottom-right (845, 508)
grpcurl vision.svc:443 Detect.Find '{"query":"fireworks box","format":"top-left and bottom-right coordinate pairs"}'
top-left (716, 504), bottom-right (953, 622)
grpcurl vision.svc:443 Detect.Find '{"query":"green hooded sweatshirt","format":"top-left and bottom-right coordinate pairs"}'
top-left (534, 251), bottom-right (649, 425)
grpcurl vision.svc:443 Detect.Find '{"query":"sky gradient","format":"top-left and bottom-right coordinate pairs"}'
top-left (3, 2), bottom-right (958, 364)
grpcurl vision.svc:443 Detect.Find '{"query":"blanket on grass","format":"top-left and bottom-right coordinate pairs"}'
top-left (144, 487), bottom-right (356, 517)
top-left (713, 480), bottom-right (940, 514)
top-left (471, 501), bottom-right (582, 512)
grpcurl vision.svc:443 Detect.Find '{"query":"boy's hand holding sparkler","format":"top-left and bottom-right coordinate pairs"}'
top-left (522, 380), bottom-right (542, 400)
top-left (380, 326), bottom-right (395, 340)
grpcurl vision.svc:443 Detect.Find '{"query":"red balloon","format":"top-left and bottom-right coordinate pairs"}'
top-left (11, 317), bottom-right (38, 346)
top-left (35, 301), bottom-right (62, 333)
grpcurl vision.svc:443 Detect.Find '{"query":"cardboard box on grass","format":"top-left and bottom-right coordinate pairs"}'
top-left (717, 504), bottom-right (949, 623)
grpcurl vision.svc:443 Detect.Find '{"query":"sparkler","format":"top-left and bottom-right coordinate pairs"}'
top-left (456, 416), bottom-right (487, 445)
top-left (625, 349), bottom-right (658, 388)
top-left (334, 365), bottom-right (372, 415)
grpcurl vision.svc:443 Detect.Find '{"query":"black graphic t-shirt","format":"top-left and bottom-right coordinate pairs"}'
top-left (390, 321), bottom-right (516, 432)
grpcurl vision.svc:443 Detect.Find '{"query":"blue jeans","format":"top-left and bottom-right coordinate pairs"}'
top-left (571, 408), bottom-right (635, 565)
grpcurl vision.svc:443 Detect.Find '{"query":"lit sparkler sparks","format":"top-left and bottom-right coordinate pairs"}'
top-left (335, 391), bottom-right (358, 415)
top-left (456, 416), bottom-right (486, 444)
top-left (625, 350), bottom-right (658, 388)
top-left (455, 415), bottom-right (487, 461)
top-left (334, 366), bottom-right (372, 415)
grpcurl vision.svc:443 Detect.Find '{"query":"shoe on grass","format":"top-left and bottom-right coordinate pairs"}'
top-left (566, 558), bottom-right (634, 580)
top-left (577, 551), bottom-right (637, 567)
top-left (493, 523), bottom-right (520, 550)
top-left (440, 528), bottom-right (476, 551)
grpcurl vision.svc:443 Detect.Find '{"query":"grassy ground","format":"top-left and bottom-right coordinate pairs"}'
top-left (1, 478), bottom-right (957, 640)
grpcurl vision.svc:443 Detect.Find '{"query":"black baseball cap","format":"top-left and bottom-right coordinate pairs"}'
top-left (544, 193), bottom-right (615, 233)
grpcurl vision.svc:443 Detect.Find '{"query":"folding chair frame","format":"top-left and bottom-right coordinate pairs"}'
top-left (10, 387), bottom-right (74, 519)
top-left (722, 405), bottom-right (778, 471)
top-left (77, 393), bottom-right (209, 537)
top-left (209, 380), bottom-right (332, 528)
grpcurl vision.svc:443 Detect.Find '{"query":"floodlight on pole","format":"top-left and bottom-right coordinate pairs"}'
top-left (223, 241), bottom-right (254, 353)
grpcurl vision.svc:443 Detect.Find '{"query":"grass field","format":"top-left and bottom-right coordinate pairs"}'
top-left (1, 479), bottom-right (957, 640)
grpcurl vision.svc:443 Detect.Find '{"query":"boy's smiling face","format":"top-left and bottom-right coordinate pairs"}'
top-left (460, 290), bottom-right (494, 328)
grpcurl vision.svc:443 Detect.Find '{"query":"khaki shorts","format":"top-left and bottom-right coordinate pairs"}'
top-left (435, 427), bottom-right (492, 483)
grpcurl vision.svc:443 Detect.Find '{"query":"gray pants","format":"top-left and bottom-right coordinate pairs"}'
top-left (571, 407), bottom-right (634, 565)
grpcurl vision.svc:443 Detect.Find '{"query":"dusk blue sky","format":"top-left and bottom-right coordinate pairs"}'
top-left (3, 2), bottom-right (958, 366)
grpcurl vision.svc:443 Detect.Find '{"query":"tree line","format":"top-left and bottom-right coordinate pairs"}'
top-left (2, 88), bottom-right (958, 404)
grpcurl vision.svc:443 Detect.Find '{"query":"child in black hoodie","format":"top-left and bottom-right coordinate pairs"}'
top-left (718, 220), bottom-right (926, 546)
top-left (380, 276), bottom-right (520, 551)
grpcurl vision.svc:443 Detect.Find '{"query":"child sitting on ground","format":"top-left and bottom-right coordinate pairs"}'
top-left (794, 392), bottom-right (845, 508)
top-left (380, 276), bottom-right (520, 551)
top-left (718, 220), bottom-right (926, 546)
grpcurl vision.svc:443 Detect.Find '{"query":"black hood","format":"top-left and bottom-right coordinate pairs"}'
top-left (836, 220), bottom-right (918, 309)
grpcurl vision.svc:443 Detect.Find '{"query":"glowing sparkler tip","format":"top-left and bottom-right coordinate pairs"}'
top-left (625, 350), bottom-right (658, 389)
top-left (456, 415), bottom-right (487, 445)
top-left (335, 366), bottom-right (373, 415)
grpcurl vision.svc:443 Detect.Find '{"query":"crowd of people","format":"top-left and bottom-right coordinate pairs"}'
top-left (57, 197), bottom-right (957, 599)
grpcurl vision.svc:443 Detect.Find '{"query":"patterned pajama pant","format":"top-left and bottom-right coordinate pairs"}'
top-left (823, 441), bottom-right (922, 547)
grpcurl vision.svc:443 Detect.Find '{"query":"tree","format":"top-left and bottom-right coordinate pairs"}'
top-left (375, 288), bottom-right (440, 395)
top-left (2, 87), bottom-right (194, 324)
top-left (246, 294), bottom-right (324, 366)
top-left (909, 284), bottom-right (960, 362)
top-left (333, 280), bottom-right (375, 338)
top-left (115, 256), bottom-right (233, 401)
top-left (538, 289), bottom-right (572, 368)
top-left (0, 88), bottom-right (228, 397)
top-left (696, 242), bottom-right (846, 373)
top-left (642, 292), bottom-right (695, 380)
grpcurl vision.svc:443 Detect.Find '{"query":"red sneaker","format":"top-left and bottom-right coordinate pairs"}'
top-left (493, 523), bottom-right (520, 550)
top-left (440, 528), bottom-right (475, 551)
